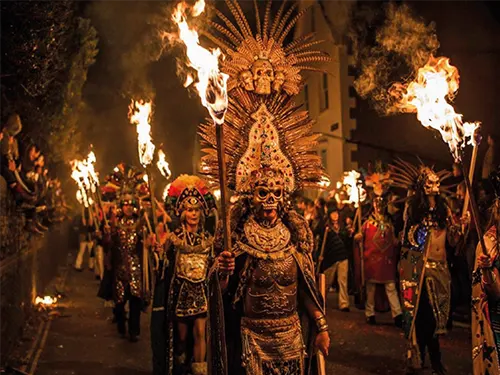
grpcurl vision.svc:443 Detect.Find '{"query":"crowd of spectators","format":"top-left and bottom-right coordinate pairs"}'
top-left (0, 113), bottom-right (68, 235)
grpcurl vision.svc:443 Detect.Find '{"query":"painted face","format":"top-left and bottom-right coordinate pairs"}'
top-left (184, 206), bottom-right (201, 227)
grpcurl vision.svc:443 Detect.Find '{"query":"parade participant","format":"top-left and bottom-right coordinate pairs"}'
top-left (151, 175), bottom-right (216, 375)
top-left (107, 188), bottom-right (149, 342)
top-left (196, 2), bottom-right (331, 373)
top-left (320, 207), bottom-right (350, 312)
top-left (74, 208), bottom-right (95, 271)
top-left (391, 159), bottom-right (465, 374)
top-left (355, 194), bottom-right (402, 326)
top-left (472, 167), bottom-right (500, 374)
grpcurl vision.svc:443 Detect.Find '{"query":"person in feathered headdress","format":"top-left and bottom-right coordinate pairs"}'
top-left (151, 174), bottom-right (216, 375)
top-left (472, 166), bottom-right (500, 375)
top-left (354, 168), bottom-right (403, 327)
top-left (195, 2), bottom-right (331, 374)
top-left (391, 159), bottom-right (467, 374)
top-left (105, 171), bottom-right (152, 343)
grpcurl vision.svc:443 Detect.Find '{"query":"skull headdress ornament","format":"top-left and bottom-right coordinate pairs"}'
top-left (389, 158), bottom-right (454, 198)
top-left (201, 1), bottom-right (330, 96)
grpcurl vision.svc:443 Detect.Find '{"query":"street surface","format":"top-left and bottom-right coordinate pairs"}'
top-left (36, 266), bottom-right (472, 375)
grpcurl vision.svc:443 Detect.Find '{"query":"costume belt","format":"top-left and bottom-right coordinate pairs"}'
top-left (241, 314), bottom-right (305, 375)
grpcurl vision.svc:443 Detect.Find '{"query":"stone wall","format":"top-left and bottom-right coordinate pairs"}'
top-left (0, 178), bottom-right (71, 365)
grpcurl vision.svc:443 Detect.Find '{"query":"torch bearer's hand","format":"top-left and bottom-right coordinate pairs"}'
top-left (477, 254), bottom-right (494, 269)
top-left (354, 233), bottom-right (363, 243)
top-left (315, 331), bottom-right (330, 357)
top-left (218, 251), bottom-right (235, 276)
top-left (460, 212), bottom-right (471, 226)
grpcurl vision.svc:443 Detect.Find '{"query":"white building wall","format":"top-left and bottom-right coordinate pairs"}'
top-left (296, 0), bottom-right (358, 189)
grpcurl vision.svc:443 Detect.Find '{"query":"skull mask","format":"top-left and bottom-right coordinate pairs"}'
top-left (272, 71), bottom-right (285, 92)
top-left (250, 168), bottom-right (285, 215)
top-left (252, 59), bottom-right (274, 95)
top-left (420, 168), bottom-right (440, 196)
top-left (239, 70), bottom-right (255, 91)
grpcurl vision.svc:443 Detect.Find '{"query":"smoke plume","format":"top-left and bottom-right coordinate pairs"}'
top-left (349, 3), bottom-right (439, 114)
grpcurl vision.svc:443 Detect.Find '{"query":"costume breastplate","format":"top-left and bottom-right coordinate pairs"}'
top-left (118, 218), bottom-right (139, 252)
top-left (174, 231), bottom-right (212, 283)
top-left (238, 216), bottom-right (295, 260)
top-left (246, 254), bottom-right (298, 318)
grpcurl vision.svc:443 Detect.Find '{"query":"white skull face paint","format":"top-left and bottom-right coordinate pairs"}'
top-left (251, 59), bottom-right (274, 95)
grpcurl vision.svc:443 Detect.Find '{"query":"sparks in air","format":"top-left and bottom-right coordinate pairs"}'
top-left (156, 150), bottom-right (172, 180)
top-left (128, 100), bottom-right (156, 167)
top-left (170, 0), bottom-right (228, 125)
top-left (391, 56), bottom-right (480, 162)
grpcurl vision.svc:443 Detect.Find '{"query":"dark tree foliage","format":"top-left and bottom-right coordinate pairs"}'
top-left (1, 1), bottom-right (98, 166)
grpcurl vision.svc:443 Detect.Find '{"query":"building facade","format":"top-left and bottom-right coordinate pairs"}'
top-left (296, 0), bottom-right (358, 187)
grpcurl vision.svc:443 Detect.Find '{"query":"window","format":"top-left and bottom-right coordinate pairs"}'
top-left (304, 84), bottom-right (309, 111)
top-left (320, 149), bottom-right (327, 169)
top-left (320, 73), bottom-right (329, 112)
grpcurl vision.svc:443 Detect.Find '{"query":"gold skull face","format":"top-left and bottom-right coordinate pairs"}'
top-left (252, 59), bottom-right (274, 95)
top-left (273, 71), bottom-right (285, 92)
top-left (423, 171), bottom-right (440, 196)
top-left (250, 169), bottom-right (285, 213)
top-left (239, 70), bottom-right (254, 91)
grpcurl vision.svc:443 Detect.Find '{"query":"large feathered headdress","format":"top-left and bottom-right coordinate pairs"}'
top-left (203, 0), bottom-right (330, 96)
top-left (199, 0), bottom-right (329, 195)
top-left (165, 174), bottom-right (216, 216)
top-left (389, 158), bottom-right (454, 197)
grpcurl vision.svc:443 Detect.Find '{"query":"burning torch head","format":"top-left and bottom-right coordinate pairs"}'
top-left (250, 168), bottom-right (286, 219)
top-left (205, 74), bottom-right (228, 125)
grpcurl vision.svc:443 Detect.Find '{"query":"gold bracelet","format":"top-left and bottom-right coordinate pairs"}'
top-left (315, 315), bottom-right (328, 332)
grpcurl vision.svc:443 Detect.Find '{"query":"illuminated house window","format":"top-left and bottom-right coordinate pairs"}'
top-left (304, 84), bottom-right (310, 111)
top-left (320, 73), bottom-right (329, 112)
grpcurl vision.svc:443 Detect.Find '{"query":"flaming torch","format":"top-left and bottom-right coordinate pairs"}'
top-left (71, 159), bottom-right (98, 226)
top-left (170, 0), bottom-right (231, 252)
top-left (391, 55), bottom-right (485, 254)
top-left (85, 150), bottom-right (108, 227)
top-left (128, 99), bottom-right (159, 232)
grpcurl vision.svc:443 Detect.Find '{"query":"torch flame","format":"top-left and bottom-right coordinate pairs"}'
top-left (170, 0), bottom-right (229, 125)
top-left (35, 295), bottom-right (57, 306)
top-left (128, 100), bottom-right (156, 167)
top-left (391, 56), bottom-right (480, 161)
top-left (156, 150), bottom-right (172, 180)
top-left (336, 170), bottom-right (366, 208)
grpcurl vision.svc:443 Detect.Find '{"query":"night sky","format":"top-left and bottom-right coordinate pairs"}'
top-left (80, 0), bottom-right (500, 176)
